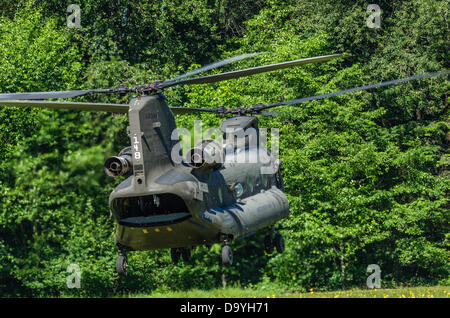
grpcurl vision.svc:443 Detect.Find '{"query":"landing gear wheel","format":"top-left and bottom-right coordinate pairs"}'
top-left (181, 248), bottom-right (191, 262)
top-left (264, 235), bottom-right (274, 254)
top-left (274, 234), bottom-right (285, 253)
top-left (116, 255), bottom-right (128, 276)
top-left (221, 245), bottom-right (233, 266)
top-left (171, 248), bottom-right (181, 264)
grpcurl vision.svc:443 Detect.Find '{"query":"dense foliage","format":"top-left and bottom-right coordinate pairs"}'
top-left (0, 0), bottom-right (448, 296)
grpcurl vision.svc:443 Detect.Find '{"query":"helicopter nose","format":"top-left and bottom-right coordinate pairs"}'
top-left (110, 193), bottom-right (191, 227)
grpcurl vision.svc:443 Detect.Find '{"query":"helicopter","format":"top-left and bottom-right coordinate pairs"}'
top-left (0, 52), bottom-right (448, 276)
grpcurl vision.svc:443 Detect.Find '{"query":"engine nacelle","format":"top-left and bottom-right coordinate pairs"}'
top-left (185, 139), bottom-right (224, 170)
top-left (104, 154), bottom-right (132, 177)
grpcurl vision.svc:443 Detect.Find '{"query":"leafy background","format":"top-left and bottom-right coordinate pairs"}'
top-left (0, 0), bottom-right (448, 296)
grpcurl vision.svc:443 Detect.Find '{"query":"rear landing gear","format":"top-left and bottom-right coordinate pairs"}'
top-left (171, 247), bottom-right (191, 264)
top-left (264, 235), bottom-right (274, 254)
top-left (181, 247), bottom-right (191, 262)
top-left (264, 230), bottom-right (285, 254)
top-left (273, 233), bottom-right (285, 253)
top-left (171, 248), bottom-right (181, 264)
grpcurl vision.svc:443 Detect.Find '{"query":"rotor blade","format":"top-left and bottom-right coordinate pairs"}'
top-left (166, 52), bottom-right (262, 83)
top-left (0, 89), bottom-right (113, 100)
top-left (0, 100), bottom-right (221, 115)
top-left (0, 100), bottom-right (129, 113)
top-left (256, 69), bottom-right (450, 111)
top-left (159, 54), bottom-right (343, 88)
top-left (169, 106), bottom-right (218, 115)
top-left (259, 111), bottom-right (284, 116)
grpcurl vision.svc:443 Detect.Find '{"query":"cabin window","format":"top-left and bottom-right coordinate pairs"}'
top-left (234, 183), bottom-right (243, 198)
top-left (111, 193), bottom-right (188, 220)
top-left (248, 177), bottom-right (254, 193)
top-left (267, 175), bottom-right (272, 187)
top-left (262, 174), bottom-right (267, 188)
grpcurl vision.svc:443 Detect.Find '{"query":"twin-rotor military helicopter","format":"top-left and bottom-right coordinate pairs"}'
top-left (1, 52), bottom-right (447, 275)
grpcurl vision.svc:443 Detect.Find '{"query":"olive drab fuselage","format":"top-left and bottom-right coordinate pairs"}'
top-left (109, 95), bottom-right (290, 251)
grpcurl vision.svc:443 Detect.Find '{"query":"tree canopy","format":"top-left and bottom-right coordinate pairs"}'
top-left (0, 0), bottom-right (448, 296)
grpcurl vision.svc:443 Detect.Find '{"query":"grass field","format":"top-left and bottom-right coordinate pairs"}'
top-left (132, 285), bottom-right (450, 298)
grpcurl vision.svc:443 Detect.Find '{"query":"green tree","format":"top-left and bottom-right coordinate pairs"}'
top-left (0, 0), bottom-right (448, 296)
top-left (0, 4), bottom-right (84, 296)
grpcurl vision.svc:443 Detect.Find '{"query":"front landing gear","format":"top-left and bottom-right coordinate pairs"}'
top-left (115, 252), bottom-right (128, 276)
top-left (219, 234), bottom-right (233, 266)
top-left (114, 235), bottom-right (129, 276)
top-left (221, 245), bottom-right (233, 266)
